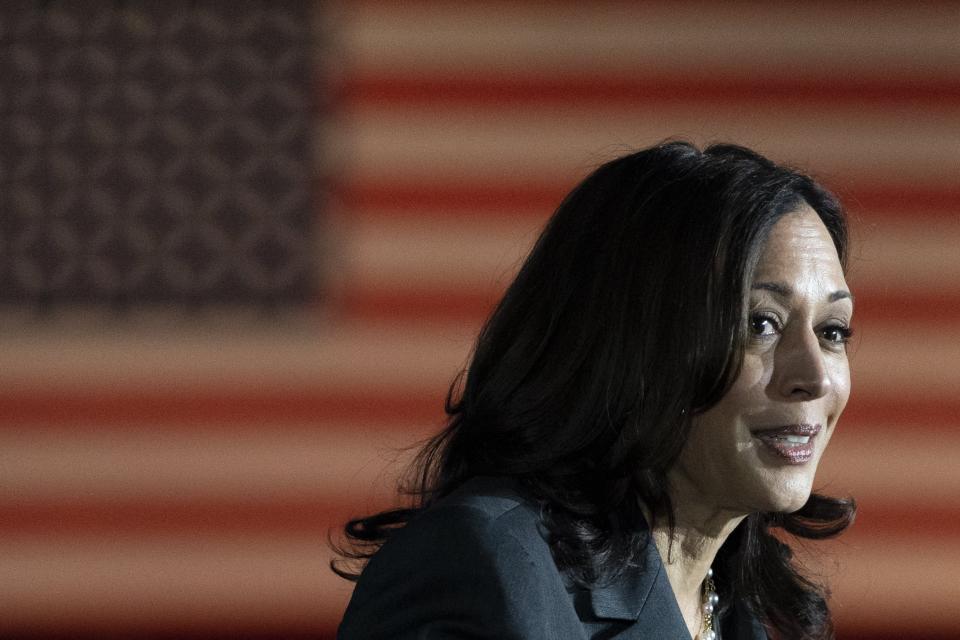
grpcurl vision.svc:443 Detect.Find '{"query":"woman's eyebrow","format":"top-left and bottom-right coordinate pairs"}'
top-left (752, 281), bottom-right (792, 299)
top-left (751, 281), bottom-right (854, 304)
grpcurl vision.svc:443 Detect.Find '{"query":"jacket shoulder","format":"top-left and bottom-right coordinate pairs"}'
top-left (337, 477), bottom-right (580, 639)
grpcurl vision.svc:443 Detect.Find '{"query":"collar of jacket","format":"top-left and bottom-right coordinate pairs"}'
top-left (583, 537), bottom-right (766, 640)
top-left (583, 534), bottom-right (685, 625)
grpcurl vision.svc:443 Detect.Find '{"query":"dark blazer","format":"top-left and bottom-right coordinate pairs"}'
top-left (338, 476), bottom-right (768, 639)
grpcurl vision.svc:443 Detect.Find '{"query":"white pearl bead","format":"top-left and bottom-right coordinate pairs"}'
top-left (706, 567), bottom-right (713, 578)
top-left (699, 630), bottom-right (717, 640)
top-left (702, 601), bottom-right (714, 615)
top-left (709, 592), bottom-right (720, 606)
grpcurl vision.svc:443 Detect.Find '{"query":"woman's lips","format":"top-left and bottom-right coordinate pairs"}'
top-left (752, 423), bottom-right (821, 464)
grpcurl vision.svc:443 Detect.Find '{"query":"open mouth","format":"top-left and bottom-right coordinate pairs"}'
top-left (752, 424), bottom-right (821, 464)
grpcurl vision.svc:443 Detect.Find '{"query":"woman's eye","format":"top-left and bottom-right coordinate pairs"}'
top-left (749, 314), bottom-right (778, 336)
top-left (821, 324), bottom-right (854, 344)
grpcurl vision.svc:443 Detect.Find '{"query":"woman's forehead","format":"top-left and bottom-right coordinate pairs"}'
top-left (756, 208), bottom-right (839, 263)
top-left (751, 208), bottom-right (848, 296)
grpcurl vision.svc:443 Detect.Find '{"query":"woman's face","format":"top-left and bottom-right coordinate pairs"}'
top-left (671, 206), bottom-right (852, 517)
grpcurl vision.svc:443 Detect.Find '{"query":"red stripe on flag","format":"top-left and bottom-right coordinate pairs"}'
top-left (0, 500), bottom-right (391, 537)
top-left (841, 396), bottom-right (960, 429)
top-left (0, 389), bottom-right (957, 432)
top-left (338, 288), bottom-right (500, 326)
top-left (2, 499), bottom-right (956, 540)
top-left (340, 73), bottom-right (960, 108)
top-left (0, 389), bottom-right (448, 429)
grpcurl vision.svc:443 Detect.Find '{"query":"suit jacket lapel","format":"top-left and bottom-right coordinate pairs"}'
top-left (583, 536), bottom-right (690, 635)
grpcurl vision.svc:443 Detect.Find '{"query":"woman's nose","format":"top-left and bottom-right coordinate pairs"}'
top-left (773, 327), bottom-right (831, 400)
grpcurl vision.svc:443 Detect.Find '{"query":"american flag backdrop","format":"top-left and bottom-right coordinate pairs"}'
top-left (2, 1), bottom-right (960, 638)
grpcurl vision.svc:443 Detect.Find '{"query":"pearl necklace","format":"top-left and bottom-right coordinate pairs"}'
top-left (697, 568), bottom-right (719, 640)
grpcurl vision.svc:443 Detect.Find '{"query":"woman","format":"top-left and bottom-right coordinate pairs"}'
top-left (334, 141), bottom-right (856, 639)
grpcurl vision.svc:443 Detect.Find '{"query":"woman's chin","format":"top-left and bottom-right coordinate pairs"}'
top-left (745, 467), bottom-right (816, 513)
top-left (762, 479), bottom-right (814, 513)
top-left (769, 492), bottom-right (810, 514)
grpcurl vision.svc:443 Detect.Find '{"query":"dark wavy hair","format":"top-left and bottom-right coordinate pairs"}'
top-left (332, 141), bottom-right (856, 640)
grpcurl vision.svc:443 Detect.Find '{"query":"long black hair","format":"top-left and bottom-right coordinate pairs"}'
top-left (333, 141), bottom-right (855, 640)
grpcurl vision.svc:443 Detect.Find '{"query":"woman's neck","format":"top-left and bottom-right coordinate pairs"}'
top-left (646, 497), bottom-right (746, 638)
